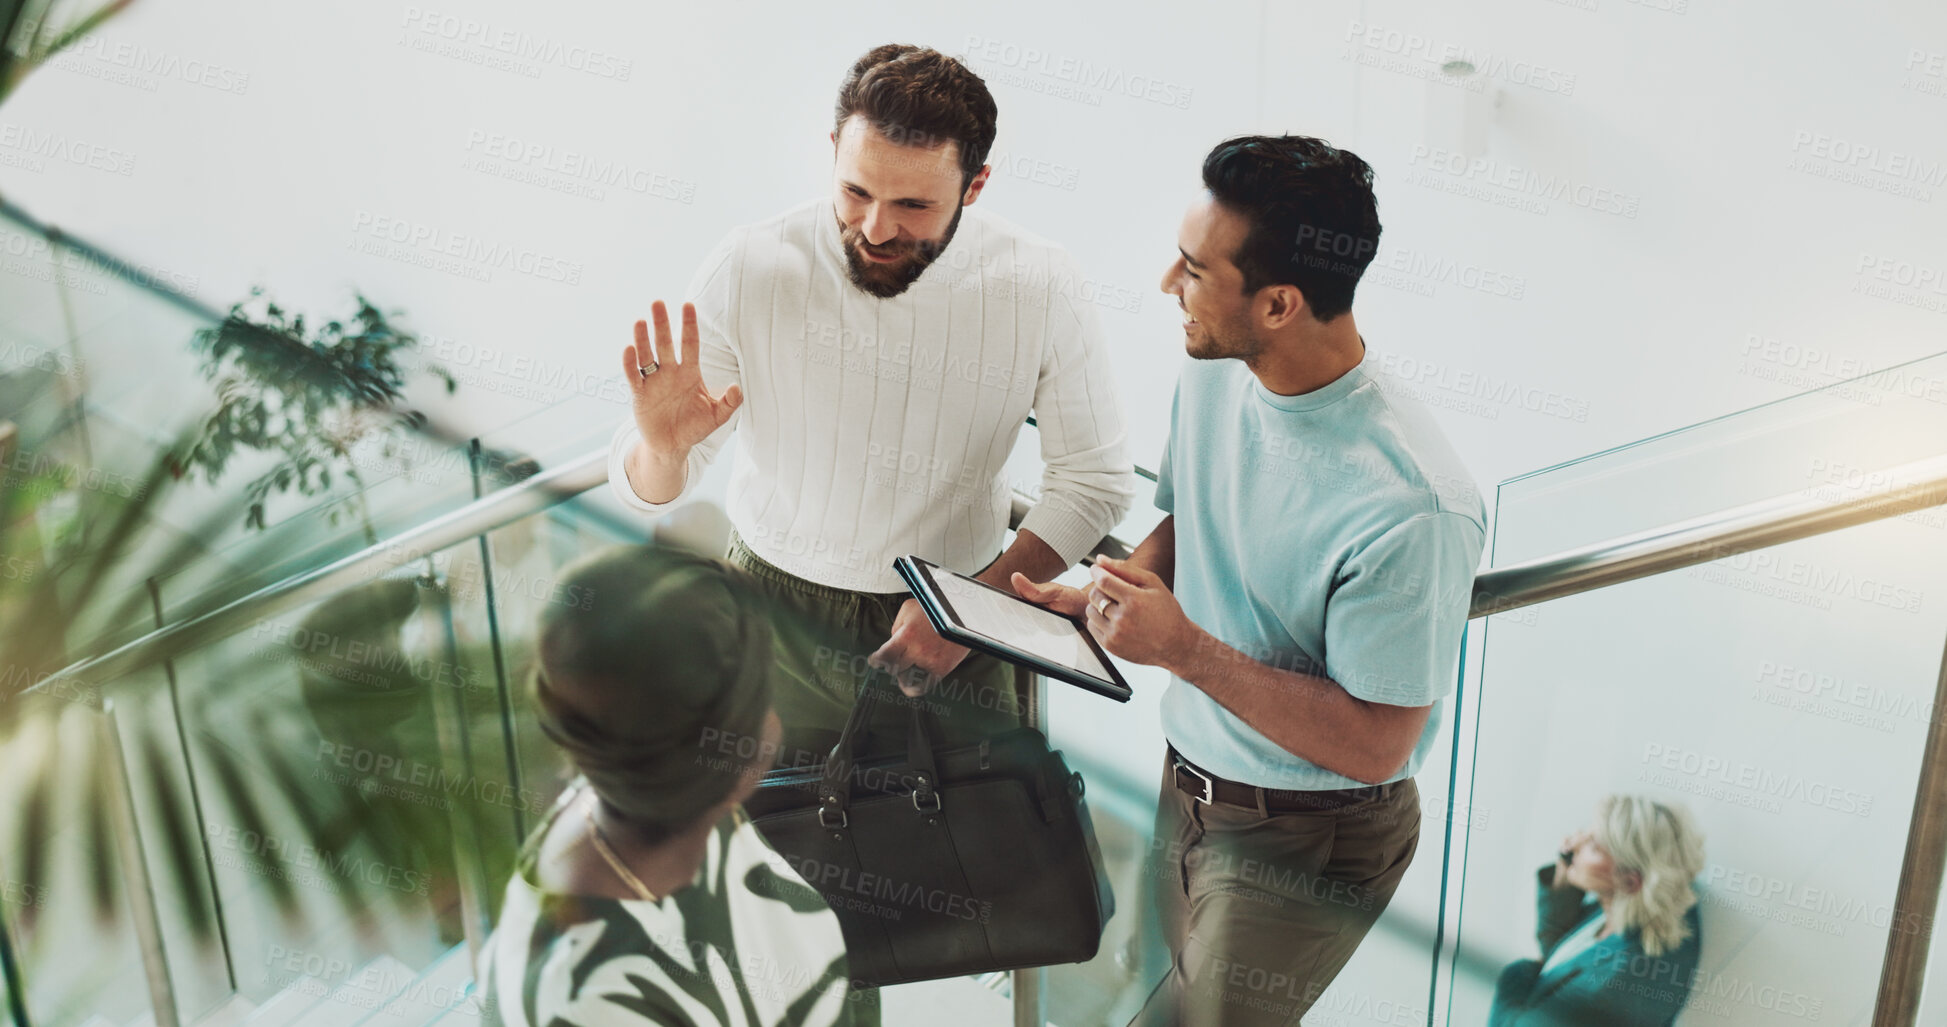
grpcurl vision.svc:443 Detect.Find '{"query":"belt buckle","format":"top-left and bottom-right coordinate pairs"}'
top-left (1174, 755), bottom-right (1214, 805)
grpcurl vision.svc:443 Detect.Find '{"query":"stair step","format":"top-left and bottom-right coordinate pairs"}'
top-left (351, 945), bottom-right (473, 1027)
top-left (285, 957), bottom-right (418, 1027)
top-left (241, 976), bottom-right (332, 1027)
top-left (422, 988), bottom-right (481, 1027)
top-left (194, 994), bottom-right (258, 1027)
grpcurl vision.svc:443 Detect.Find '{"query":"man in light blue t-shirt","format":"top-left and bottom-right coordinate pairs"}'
top-left (1015, 136), bottom-right (1485, 1025)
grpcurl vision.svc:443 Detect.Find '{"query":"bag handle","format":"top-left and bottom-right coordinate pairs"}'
top-left (815, 668), bottom-right (886, 828)
top-left (905, 701), bottom-right (942, 814)
top-left (817, 669), bottom-right (947, 828)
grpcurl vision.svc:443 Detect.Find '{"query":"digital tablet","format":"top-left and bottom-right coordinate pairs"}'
top-left (893, 556), bottom-right (1133, 703)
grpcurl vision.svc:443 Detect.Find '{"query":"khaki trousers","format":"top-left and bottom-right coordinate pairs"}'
top-left (725, 533), bottom-right (1026, 766)
top-left (1130, 753), bottom-right (1422, 1026)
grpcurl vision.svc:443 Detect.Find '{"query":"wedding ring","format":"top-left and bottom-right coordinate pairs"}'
top-left (1094, 596), bottom-right (1112, 616)
top-left (637, 362), bottom-right (659, 378)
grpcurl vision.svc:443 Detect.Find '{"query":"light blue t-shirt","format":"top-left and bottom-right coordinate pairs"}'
top-left (1154, 353), bottom-right (1486, 790)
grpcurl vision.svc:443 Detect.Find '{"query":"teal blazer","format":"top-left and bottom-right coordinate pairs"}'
top-left (1487, 865), bottom-right (1701, 1027)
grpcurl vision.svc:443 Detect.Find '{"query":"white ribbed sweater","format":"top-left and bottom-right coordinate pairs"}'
top-left (608, 198), bottom-right (1135, 593)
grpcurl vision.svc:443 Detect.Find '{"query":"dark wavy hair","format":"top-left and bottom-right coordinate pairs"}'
top-left (529, 545), bottom-right (776, 843)
top-left (1201, 135), bottom-right (1382, 322)
top-left (834, 43), bottom-right (998, 188)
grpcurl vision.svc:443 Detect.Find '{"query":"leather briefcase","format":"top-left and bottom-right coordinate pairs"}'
top-left (745, 672), bottom-right (1115, 988)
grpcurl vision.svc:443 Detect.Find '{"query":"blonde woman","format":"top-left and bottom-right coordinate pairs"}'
top-left (1489, 796), bottom-right (1705, 1027)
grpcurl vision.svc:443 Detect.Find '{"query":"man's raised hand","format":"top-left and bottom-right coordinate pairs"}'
top-left (622, 300), bottom-right (743, 460)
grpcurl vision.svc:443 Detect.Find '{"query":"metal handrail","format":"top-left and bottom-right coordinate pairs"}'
top-left (33, 450), bottom-right (1947, 699)
top-left (27, 450), bottom-right (606, 699)
top-left (1470, 453), bottom-right (1947, 617)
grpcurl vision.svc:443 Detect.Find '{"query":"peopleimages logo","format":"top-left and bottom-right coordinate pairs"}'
top-left (462, 130), bottom-right (695, 203)
top-left (1693, 548), bottom-right (1923, 613)
top-left (1702, 863), bottom-right (1935, 938)
top-left (205, 822), bottom-right (431, 896)
top-left (1754, 660), bottom-right (1936, 726)
top-left (399, 7), bottom-right (633, 80)
top-left (1853, 252), bottom-right (1947, 315)
top-left (780, 853), bottom-right (993, 923)
top-left (1367, 247), bottom-right (1529, 301)
top-left (1906, 48), bottom-right (1947, 98)
top-left (1855, 253), bottom-right (1947, 294)
top-left (1787, 129), bottom-right (1945, 202)
top-left (1368, 350), bottom-right (1588, 423)
top-left (1789, 131), bottom-right (1946, 183)
top-left (1406, 146), bottom-right (1639, 218)
top-left (1342, 22), bottom-right (1577, 95)
top-left (1639, 742), bottom-right (1873, 817)
top-left (0, 123), bottom-right (136, 176)
top-left (348, 210), bottom-right (584, 285)
top-left (16, 17), bottom-right (251, 95)
top-left (960, 36), bottom-right (1195, 110)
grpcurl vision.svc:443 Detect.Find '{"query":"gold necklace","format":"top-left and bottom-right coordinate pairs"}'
top-left (582, 798), bottom-right (659, 903)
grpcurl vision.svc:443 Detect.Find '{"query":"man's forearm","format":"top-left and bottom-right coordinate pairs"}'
top-left (624, 439), bottom-right (691, 506)
top-left (975, 529), bottom-right (1067, 590)
top-left (1166, 629), bottom-right (1424, 784)
top-left (1124, 516), bottom-right (1176, 589)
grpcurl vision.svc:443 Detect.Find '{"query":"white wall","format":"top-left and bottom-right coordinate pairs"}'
top-left (5, 0), bottom-right (1946, 1023)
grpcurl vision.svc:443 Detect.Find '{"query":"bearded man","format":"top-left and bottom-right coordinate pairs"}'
top-left (609, 43), bottom-right (1135, 761)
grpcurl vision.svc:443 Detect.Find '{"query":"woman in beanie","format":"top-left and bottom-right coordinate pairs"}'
top-left (477, 544), bottom-right (860, 1026)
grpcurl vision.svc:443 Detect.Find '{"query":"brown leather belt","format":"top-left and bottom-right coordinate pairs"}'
top-left (1168, 745), bottom-right (1397, 814)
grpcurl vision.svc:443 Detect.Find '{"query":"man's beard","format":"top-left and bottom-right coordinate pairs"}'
top-left (1185, 318), bottom-right (1262, 362)
top-left (836, 204), bottom-right (963, 299)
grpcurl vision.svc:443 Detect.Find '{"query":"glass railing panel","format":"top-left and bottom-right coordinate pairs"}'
top-left (470, 379), bottom-right (631, 479)
top-left (101, 673), bottom-right (237, 1023)
top-left (469, 499), bottom-right (627, 883)
top-left (2, 204), bottom-right (629, 658)
top-left (145, 434), bottom-right (493, 625)
top-left (0, 687), bottom-right (154, 1027)
top-left (0, 211), bottom-right (210, 430)
top-left (0, 206), bottom-right (212, 482)
top-left (1456, 348), bottom-right (1947, 1024)
top-left (1451, 514), bottom-right (1947, 1024)
top-left (157, 568), bottom-right (489, 1013)
top-left (151, 388), bottom-right (631, 631)
top-left (431, 494), bottom-right (651, 926)
top-left (1026, 449), bottom-right (1169, 1025)
top-left (1492, 350), bottom-right (1947, 565)
top-left (0, 210), bottom-right (72, 375)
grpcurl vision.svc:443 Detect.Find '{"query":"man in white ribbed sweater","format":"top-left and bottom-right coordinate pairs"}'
top-left (607, 44), bottom-right (1134, 758)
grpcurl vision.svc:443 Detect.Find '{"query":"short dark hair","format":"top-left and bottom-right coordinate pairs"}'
top-left (531, 545), bottom-right (775, 841)
top-left (834, 44), bottom-right (998, 188)
top-left (1200, 135), bottom-right (1382, 322)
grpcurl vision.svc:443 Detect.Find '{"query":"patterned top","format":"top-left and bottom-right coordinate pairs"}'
top-left (477, 783), bottom-right (857, 1026)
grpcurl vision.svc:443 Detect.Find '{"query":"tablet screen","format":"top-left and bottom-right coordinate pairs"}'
top-left (931, 569), bottom-right (1114, 682)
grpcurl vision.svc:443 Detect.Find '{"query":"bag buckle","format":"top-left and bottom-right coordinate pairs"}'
top-left (1174, 755), bottom-right (1214, 805)
top-left (817, 805), bottom-right (849, 829)
top-left (910, 770), bottom-right (942, 813)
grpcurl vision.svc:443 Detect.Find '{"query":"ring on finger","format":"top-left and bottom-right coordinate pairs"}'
top-left (1094, 595), bottom-right (1113, 616)
top-left (638, 362), bottom-right (659, 378)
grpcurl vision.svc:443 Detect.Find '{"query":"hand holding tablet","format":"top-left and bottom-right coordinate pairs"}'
top-left (893, 556), bottom-right (1132, 702)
